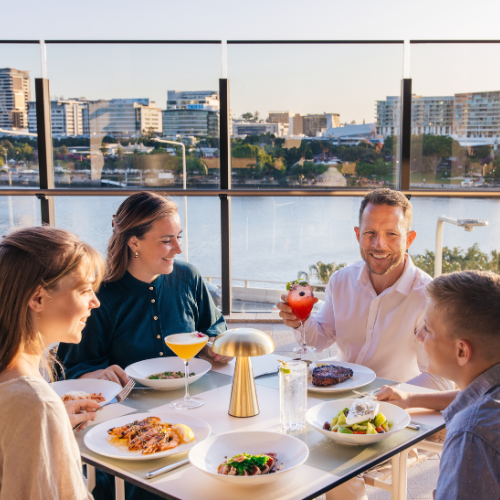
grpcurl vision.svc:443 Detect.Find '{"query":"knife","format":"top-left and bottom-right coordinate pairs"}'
top-left (146, 458), bottom-right (190, 479)
top-left (254, 369), bottom-right (279, 378)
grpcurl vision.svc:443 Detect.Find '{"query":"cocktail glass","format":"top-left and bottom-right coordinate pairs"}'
top-left (288, 282), bottom-right (316, 355)
top-left (165, 332), bottom-right (208, 410)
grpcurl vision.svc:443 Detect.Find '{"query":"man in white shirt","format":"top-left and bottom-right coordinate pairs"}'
top-left (278, 188), bottom-right (452, 499)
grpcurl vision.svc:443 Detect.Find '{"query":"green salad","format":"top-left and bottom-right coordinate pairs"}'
top-left (323, 407), bottom-right (393, 435)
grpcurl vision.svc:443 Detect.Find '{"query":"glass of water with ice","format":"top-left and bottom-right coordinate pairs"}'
top-left (279, 360), bottom-right (307, 431)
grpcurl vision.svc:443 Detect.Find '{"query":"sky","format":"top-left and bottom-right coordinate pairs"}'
top-left (1, 0), bottom-right (500, 124)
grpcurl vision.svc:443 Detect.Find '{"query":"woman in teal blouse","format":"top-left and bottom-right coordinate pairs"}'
top-left (57, 191), bottom-right (230, 386)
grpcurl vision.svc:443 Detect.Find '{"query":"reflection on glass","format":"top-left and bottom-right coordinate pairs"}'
top-left (409, 43), bottom-right (500, 190)
top-left (44, 44), bottom-right (221, 189)
top-left (230, 196), bottom-right (500, 313)
top-left (0, 44), bottom-right (41, 187)
top-left (228, 43), bottom-right (402, 189)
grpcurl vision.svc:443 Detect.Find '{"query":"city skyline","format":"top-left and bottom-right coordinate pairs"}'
top-left (1, 39), bottom-right (500, 126)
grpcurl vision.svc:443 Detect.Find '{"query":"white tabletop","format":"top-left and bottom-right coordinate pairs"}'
top-left (77, 356), bottom-right (445, 500)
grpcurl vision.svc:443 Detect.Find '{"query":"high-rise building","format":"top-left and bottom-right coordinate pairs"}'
top-left (163, 90), bottom-right (219, 137)
top-left (376, 96), bottom-right (400, 138)
top-left (28, 99), bottom-right (89, 137)
top-left (166, 90), bottom-right (219, 110)
top-left (376, 93), bottom-right (500, 139)
top-left (88, 98), bottom-right (162, 138)
top-left (454, 91), bottom-right (500, 138)
top-left (289, 113), bottom-right (340, 137)
top-left (412, 96), bottom-right (454, 136)
top-left (0, 68), bottom-right (31, 130)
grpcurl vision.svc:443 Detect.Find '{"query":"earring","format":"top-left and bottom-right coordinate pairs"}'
top-left (134, 251), bottom-right (139, 259)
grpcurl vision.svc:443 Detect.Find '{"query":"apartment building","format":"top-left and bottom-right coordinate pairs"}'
top-left (454, 91), bottom-right (500, 138)
top-left (28, 99), bottom-right (89, 137)
top-left (376, 96), bottom-right (400, 137)
top-left (377, 95), bottom-right (455, 137)
top-left (377, 92), bottom-right (499, 139)
top-left (163, 90), bottom-right (219, 137)
top-left (88, 98), bottom-right (162, 138)
top-left (0, 68), bottom-right (31, 129)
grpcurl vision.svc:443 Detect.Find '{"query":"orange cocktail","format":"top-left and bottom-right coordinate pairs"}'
top-left (165, 332), bottom-right (209, 410)
top-left (165, 332), bottom-right (208, 361)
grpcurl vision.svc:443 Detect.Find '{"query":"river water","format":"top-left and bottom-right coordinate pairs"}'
top-left (1, 194), bottom-right (499, 285)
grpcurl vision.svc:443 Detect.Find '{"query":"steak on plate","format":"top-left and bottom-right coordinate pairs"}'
top-left (311, 365), bottom-right (353, 386)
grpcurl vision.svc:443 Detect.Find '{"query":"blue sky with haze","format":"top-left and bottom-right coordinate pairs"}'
top-left (1, 0), bottom-right (500, 123)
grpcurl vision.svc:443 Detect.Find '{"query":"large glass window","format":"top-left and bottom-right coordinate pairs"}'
top-left (409, 43), bottom-right (500, 190)
top-left (0, 195), bottom-right (41, 232)
top-left (230, 195), bottom-right (500, 312)
top-left (44, 43), bottom-right (221, 190)
top-left (0, 43), bottom-right (41, 187)
top-left (54, 195), bottom-right (221, 291)
top-left (227, 43), bottom-right (403, 189)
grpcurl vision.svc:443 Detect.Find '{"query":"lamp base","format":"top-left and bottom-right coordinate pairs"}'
top-left (228, 357), bottom-right (259, 418)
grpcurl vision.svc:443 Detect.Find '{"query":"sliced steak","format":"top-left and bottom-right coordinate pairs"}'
top-left (312, 365), bottom-right (354, 386)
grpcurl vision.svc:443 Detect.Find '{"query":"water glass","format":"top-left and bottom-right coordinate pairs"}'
top-left (279, 360), bottom-right (307, 431)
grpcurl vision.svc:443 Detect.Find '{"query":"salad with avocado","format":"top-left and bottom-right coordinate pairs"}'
top-left (322, 407), bottom-right (393, 434)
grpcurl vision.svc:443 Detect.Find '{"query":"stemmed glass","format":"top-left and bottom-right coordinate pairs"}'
top-left (164, 332), bottom-right (208, 410)
top-left (287, 281), bottom-right (316, 355)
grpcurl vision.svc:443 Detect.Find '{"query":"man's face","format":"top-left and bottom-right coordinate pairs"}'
top-left (417, 299), bottom-right (459, 380)
top-left (355, 203), bottom-right (416, 276)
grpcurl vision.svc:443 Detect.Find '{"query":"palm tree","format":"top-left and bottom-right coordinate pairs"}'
top-left (298, 261), bottom-right (346, 284)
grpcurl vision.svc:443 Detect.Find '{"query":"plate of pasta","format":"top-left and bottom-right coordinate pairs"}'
top-left (51, 378), bottom-right (122, 406)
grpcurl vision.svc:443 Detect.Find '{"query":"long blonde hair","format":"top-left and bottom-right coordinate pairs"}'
top-left (106, 191), bottom-right (178, 282)
top-left (0, 226), bottom-right (104, 378)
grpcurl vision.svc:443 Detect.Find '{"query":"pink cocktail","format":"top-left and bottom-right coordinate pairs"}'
top-left (287, 280), bottom-right (316, 355)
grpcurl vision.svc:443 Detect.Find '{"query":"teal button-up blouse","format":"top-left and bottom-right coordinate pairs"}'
top-left (57, 261), bottom-right (226, 380)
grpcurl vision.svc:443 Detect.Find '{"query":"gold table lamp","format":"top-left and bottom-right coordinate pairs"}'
top-left (212, 327), bottom-right (275, 418)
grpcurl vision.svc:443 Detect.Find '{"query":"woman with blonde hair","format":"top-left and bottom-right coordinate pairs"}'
top-left (0, 226), bottom-right (103, 500)
top-left (57, 191), bottom-right (229, 387)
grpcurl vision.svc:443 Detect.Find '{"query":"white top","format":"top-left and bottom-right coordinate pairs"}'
top-left (0, 376), bottom-right (92, 500)
top-left (295, 256), bottom-right (452, 390)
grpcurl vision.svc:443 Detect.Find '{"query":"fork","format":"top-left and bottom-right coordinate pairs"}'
top-left (73, 379), bottom-right (136, 431)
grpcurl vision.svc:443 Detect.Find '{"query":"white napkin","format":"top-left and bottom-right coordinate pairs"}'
top-left (86, 403), bottom-right (137, 427)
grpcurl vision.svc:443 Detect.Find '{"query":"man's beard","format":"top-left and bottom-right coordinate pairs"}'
top-left (360, 248), bottom-right (406, 276)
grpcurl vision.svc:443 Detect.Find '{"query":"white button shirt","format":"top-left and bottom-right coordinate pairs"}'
top-left (295, 256), bottom-right (452, 390)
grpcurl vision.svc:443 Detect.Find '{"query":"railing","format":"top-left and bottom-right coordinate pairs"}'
top-left (2, 39), bottom-right (500, 314)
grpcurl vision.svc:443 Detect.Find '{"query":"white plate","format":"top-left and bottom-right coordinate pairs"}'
top-left (84, 412), bottom-right (211, 461)
top-left (51, 378), bottom-right (122, 406)
top-left (125, 357), bottom-right (211, 390)
top-left (307, 361), bottom-right (376, 393)
top-left (306, 399), bottom-right (411, 446)
top-left (189, 431), bottom-right (309, 485)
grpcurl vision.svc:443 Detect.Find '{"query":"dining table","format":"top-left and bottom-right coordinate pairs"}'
top-left (75, 354), bottom-right (445, 500)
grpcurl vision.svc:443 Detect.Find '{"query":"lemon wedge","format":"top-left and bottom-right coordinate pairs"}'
top-left (172, 423), bottom-right (195, 443)
top-left (278, 359), bottom-right (291, 375)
